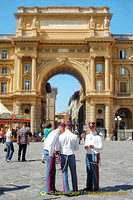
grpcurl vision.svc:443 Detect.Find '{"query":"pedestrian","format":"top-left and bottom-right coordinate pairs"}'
top-left (44, 122), bottom-right (66, 194)
top-left (6, 125), bottom-right (14, 162)
top-left (56, 121), bottom-right (79, 195)
top-left (44, 122), bottom-right (52, 139)
top-left (0, 127), bottom-right (5, 144)
top-left (84, 122), bottom-right (103, 192)
top-left (42, 122), bottom-right (52, 163)
top-left (17, 123), bottom-right (30, 162)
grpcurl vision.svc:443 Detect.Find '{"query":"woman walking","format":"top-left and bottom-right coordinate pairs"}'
top-left (0, 128), bottom-right (4, 144)
top-left (6, 125), bottom-right (14, 162)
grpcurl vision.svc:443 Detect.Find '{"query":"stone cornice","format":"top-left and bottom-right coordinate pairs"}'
top-left (0, 59), bottom-right (14, 64)
top-left (12, 37), bottom-right (40, 43)
top-left (15, 12), bottom-right (113, 18)
top-left (86, 37), bottom-right (114, 43)
top-left (15, 6), bottom-right (112, 16)
top-left (112, 59), bottom-right (133, 64)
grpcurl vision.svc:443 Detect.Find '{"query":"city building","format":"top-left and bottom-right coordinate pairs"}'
top-left (55, 111), bottom-right (69, 128)
top-left (0, 6), bottom-right (133, 137)
top-left (68, 90), bottom-right (86, 134)
top-left (68, 91), bottom-right (80, 130)
top-left (45, 86), bottom-right (57, 129)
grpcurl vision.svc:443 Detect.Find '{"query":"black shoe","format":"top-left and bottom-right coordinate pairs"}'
top-left (93, 189), bottom-right (99, 192)
top-left (18, 158), bottom-right (20, 161)
top-left (65, 194), bottom-right (72, 197)
top-left (83, 187), bottom-right (92, 192)
top-left (22, 159), bottom-right (27, 162)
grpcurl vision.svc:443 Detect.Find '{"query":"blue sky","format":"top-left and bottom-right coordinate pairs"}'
top-left (0, 0), bottom-right (132, 113)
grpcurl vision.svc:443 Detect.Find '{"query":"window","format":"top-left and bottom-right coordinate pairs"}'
top-left (96, 64), bottom-right (102, 72)
top-left (2, 68), bottom-right (7, 74)
top-left (25, 81), bottom-right (30, 91)
top-left (120, 82), bottom-right (126, 93)
top-left (25, 64), bottom-right (30, 72)
top-left (98, 109), bottom-right (102, 114)
top-left (97, 81), bottom-right (103, 91)
top-left (1, 82), bottom-right (7, 93)
top-left (25, 109), bottom-right (30, 114)
top-left (120, 68), bottom-right (125, 74)
top-left (120, 50), bottom-right (126, 59)
top-left (1, 50), bottom-right (7, 59)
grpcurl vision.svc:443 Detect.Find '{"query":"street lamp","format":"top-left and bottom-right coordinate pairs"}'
top-left (115, 115), bottom-right (122, 140)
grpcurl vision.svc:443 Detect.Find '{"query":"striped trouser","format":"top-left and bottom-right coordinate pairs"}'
top-left (60, 154), bottom-right (78, 194)
top-left (44, 149), bottom-right (56, 193)
top-left (86, 153), bottom-right (100, 191)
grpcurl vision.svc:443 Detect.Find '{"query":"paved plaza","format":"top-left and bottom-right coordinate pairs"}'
top-left (0, 141), bottom-right (133, 200)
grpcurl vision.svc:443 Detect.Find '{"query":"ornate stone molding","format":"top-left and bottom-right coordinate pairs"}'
top-left (57, 57), bottom-right (68, 65)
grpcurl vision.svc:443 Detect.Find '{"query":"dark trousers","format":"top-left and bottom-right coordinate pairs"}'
top-left (60, 154), bottom-right (78, 194)
top-left (0, 138), bottom-right (4, 144)
top-left (44, 149), bottom-right (56, 193)
top-left (18, 144), bottom-right (27, 161)
top-left (86, 153), bottom-right (100, 191)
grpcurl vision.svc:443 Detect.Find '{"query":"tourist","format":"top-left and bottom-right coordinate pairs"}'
top-left (84, 122), bottom-right (103, 191)
top-left (42, 122), bottom-right (52, 163)
top-left (44, 122), bottom-right (66, 194)
top-left (44, 122), bottom-right (52, 139)
top-left (17, 123), bottom-right (30, 161)
top-left (56, 121), bottom-right (79, 195)
top-left (0, 128), bottom-right (5, 144)
top-left (6, 125), bottom-right (14, 162)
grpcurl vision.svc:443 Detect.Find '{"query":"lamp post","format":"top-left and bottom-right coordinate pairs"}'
top-left (115, 115), bottom-right (122, 141)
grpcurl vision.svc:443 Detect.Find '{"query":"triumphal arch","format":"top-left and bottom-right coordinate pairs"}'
top-left (0, 6), bottom-right (133, 138)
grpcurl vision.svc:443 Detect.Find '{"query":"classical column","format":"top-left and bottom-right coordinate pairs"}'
top-left (105, 105), bottom-right (111, 139)
top-left (13, 57), bottom-right (17, 92)
top-left (105, 56), bottom-right (110, 91)
top-left (14, 103), bottom-right (21, 114)
top-left (17, 56), bottom-right (22, 91)
top-left (85, 101), bottom-right (90, 132)
top-left (32, 56), bottom-right (37, 91)
top-left (90, 56), bottom-right (95, 90)
top-left (90, 104), bottom-right (96, 122)
top-left (36, 102), bottom-right (41, 132)
top-left (31, 104), bottom-right (36, 134)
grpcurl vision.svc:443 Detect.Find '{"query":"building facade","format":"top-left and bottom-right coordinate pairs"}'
top-left (45, 87), bottom-right (57, 129)
top-left (0, 6), bottom-right (133, 137)
top-left (69, 91), bottom-right (80, 130)
top-left (55, 111), bottom-right (69, 128)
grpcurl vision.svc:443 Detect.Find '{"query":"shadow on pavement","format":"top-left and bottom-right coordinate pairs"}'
top-left (0, 184), bottom-right (30, 196)
top-left (27, 159), bottom-right (42, 162)
top-left (100, 184), bottom-right (133, 191)
top-left (11, 159), bottom-right (42, 163)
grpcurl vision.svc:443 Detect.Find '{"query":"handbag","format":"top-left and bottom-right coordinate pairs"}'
top-left (4, 147), bottom-right (7, 152)
top-left (3, 144), bottom-right (7, 152)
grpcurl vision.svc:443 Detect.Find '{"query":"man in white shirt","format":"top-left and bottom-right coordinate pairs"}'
top-left (56, 121), bottom-right (79, 195)
top-left (44, 122), bottom-right (66, 194)
top-left (84, 122), bottom-right (103, 192)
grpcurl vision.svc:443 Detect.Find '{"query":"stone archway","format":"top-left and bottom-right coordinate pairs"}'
top-left (31, 58), bottom-right (90, 133)
top-left (115, 108), bottom-right (132, 129)
top-left (37, 58), bottom-right (90, 94)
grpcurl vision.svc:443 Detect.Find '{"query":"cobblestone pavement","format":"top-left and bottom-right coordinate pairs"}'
top-left (0, 141), bottom-right (133, 200)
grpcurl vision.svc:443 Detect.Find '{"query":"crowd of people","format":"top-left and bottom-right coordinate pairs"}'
top-left (1, 120), bottom-right (103, 196)
top-left (0, 124), bottom-right (30, 162)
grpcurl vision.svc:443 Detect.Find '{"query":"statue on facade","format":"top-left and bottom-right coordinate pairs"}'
top-left (90, 17), bottom-right (95, 29)
top-left (104, 17), bottom-right (109, 30)
top-left (32, 17), bottom-right (38, 28)
top-left (18, 17), bottom-right (23, 28)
